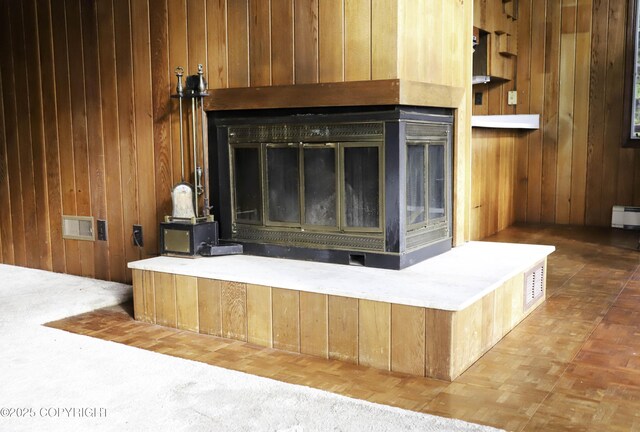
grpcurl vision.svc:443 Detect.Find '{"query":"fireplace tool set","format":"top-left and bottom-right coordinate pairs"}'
top-left (159, 64), bottom-right (242, 257)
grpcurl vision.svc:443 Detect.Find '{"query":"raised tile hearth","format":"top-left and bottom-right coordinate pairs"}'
top-left (129, 241), bottom-right (554, 380)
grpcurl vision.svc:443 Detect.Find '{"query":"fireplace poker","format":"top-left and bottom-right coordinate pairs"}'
top-left (191, 87), bottom-right (199, 218)
top-left (174, 67), bottom-right (185, 182)
top-left (197, 64), bottom-right (211, 218)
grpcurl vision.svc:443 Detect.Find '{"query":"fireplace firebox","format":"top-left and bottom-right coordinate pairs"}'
top-left (209, 106), bottom-right (453, 269)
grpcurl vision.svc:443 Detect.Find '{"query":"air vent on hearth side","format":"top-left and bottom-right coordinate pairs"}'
top-left (524, 261), bottom-right (545, 311)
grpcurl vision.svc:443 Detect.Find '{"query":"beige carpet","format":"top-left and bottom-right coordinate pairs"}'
top-left (0, 264), bottom-right (503, 432)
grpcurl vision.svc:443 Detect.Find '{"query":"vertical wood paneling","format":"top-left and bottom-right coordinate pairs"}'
top-left (187, 0), bottom-right (208, 75)
top-left (503, 0), bottom-right (640, 229)
top-left (23, 0), bottom-right (52, 272)
top-left (150, 0), bottom-right (173, 230)
top-left (114, 0), bottom-right (140, 278)
top-left (391, 304), bottom-right (425, 376)
top-left (65, 0), bottom-right (95, 276)
top-left (97, 0), bottom-right (126, 281)
top-left (299, 291), bottom-right (328, 358)
top-left (2, 0), bottom-right (478, 277)
top-left (294, 0), bottom-right (319, 84)
top-left (198, 278), bottom-right (222, 336)
top-left (50, 0), bottom-right (82, 274)
top-left (37, 0), bottom-right (63, 273)
top-left (207, 0), bottom-right (228, 89)
top-left (221, 281), bottom-right (247, 340)
top-left (4, 1), bottom-right (31, 269)
top-left (603, 0), bottom-right (626, 223)
top-left (328, 295), bottom-right (358, 363)
top-left (168, 0), bottom-right (189, 186)
top-left (249, 0), bottom-right (271, 86)
top-left (247, 284), bottom-right (272, 347)
top-left (526, 1), bottom-right (546, 223)
top-left (175, 275), bottom-right (199, 331)
top-left (451, 300), bottom-right (482, 374)
top-left (270, 0), bottom-right (294, 85)
top-left (371, 0), bottom-right (397, 79)
top-left (398, 0), bottom-right (422, 83)
top-left (344, 0), bottom-right (370, 81)
top-left (555, 1), bottom-right (577, 224)
top-left (132, 269), bottom-right (145, 320)
top-left (425, 308), bottom-right (453, 380)
top-left (227, 0), bottom-right (249, 88)
top-left (142, 269), bottom-right (155, 322)
top-left (514, 0), bottom-right (532, 221)
top-left (585, 0), bottom-right (609, 225)
top-left (540, 0), bottom-right (561, 224)
top-left (470, 129), bottom-right (519, 241)
top-left (131, 0), bottom-right (157, 259)
top-left (81, 0), bottom-right (109, 280)
top-left (318, 0), bottom-right (344, 83)
top-left (358, 300), bottom-right (390, 370)
top-left (154, 271), bottom-right (177, 327)
top-left (272, 288), bottom-right (299, 352)
top-left (569, 0), bottom-right (592, 225)
top-left (10, 2), bottom-right (38, 271)
top-left (0, 60), bottom-right (11, 265)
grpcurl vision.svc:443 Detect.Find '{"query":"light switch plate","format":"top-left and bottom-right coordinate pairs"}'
top-left (508, 90), bottom-right (517, 106)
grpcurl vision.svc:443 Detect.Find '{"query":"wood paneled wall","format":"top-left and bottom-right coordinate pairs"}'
top-left (470, 129), bottom-right (518, 240)
top-left (470, 0), bottom-right (519, 241)
top-left (471, 0), bottom-right (640, 241)
top-left (0, 0), bottom-right (473, 281)
top-left (515, 0), bottom-right (640, 226)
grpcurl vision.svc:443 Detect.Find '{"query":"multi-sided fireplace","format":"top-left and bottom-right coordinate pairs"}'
top-left (209, 106), bottom-right (453, 269)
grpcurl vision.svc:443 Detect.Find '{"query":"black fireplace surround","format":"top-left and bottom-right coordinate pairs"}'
top-left (209, 106), bottom-right (453, 270)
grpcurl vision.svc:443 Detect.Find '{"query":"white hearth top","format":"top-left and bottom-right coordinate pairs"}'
top-left (128, 241), bottom-right (554, 311)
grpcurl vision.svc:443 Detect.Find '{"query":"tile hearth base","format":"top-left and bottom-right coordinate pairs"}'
top-left (128, 241), bottom-right (554, 380)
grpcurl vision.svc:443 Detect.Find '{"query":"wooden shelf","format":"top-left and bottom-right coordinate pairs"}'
top-left (497, 32), bottom-right (517, 57)
top-left (203, 79), bottom-right (464, 112)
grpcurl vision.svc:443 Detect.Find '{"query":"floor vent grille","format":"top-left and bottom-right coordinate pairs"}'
top-left (524, 261), bottom-right (545, 311)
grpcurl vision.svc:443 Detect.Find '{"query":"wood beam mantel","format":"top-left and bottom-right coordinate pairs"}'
top-left (203, 79), bottom-right (464, 111)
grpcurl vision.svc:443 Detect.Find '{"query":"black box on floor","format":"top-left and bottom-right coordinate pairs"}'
top-left (160, 221), bottom-right (219, 257)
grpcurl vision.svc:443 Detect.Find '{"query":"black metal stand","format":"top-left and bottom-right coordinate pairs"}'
top-left (161, 64), bottom-right (242, 258)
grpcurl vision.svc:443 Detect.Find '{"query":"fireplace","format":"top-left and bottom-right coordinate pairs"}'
top-left (209, 106), bottom-right (453, 269)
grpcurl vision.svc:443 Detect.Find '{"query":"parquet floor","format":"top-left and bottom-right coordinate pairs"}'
top-left (47, 225), bottom-right (640, 431)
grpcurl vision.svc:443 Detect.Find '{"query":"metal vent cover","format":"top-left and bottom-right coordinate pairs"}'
top-left (524, 261), bottom-right (545, 311)
top-left (62, 215), bottom-right (95, 241)
top-left (405, 122), bottom-right (450, 140)
top-left (228, 122), bottom-right (384, 143)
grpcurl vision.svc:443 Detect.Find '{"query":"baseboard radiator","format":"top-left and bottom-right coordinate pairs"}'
top-left (611, 206), bottom-right (640, 230)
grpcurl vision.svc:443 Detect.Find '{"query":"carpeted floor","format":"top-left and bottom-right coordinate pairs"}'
top-left (0, 263), bottom-right (501, 432)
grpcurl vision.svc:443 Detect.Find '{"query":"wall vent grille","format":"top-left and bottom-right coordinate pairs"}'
top-left (523, 261), bottom-right (545, 311)
top-left (62, 215), bottom-right (95, 241)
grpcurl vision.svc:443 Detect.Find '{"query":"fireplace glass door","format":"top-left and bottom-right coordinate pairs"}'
top-left (303, 145), bottom-right (337, 227)
top-left (406, 139), bottom-right (448, 230)
top-left (231, 141), bottom-right (382, 234)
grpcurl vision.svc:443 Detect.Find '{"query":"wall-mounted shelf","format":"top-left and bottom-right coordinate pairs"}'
top-left (497, 32), bottom-right (517, 57)
top-left (473, 27), bottom-right (514, 81)
top-left (502, 0), bottom-right (518, 20)
top-left (471, 114), bottom-right (540, 130)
